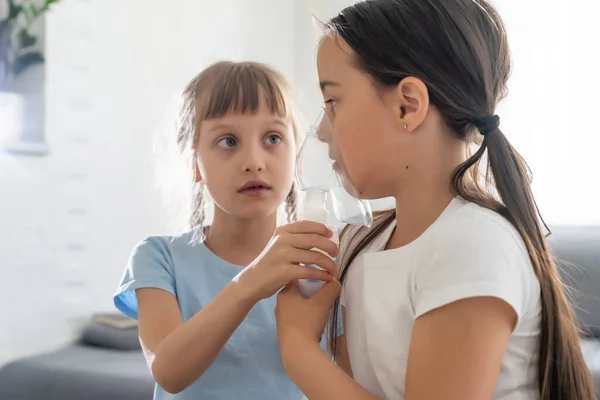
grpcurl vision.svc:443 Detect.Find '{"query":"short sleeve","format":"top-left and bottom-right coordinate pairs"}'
top-left (335, 301), bottom-right (344, 336)
top-left (113, 236), bottom-right (176, 320)
top-left (414, 216), bottom-right (535, 325)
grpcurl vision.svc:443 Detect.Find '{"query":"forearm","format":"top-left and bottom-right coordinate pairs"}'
top-left (153, 281), bottom-right (255, 392)
top-left (282, 340), bottom-right (378, 400)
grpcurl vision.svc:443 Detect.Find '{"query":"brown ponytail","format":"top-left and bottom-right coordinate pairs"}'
top-left (458, 128), bottom-right (595, 399)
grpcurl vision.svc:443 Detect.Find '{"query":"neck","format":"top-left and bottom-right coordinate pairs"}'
top-left (388, 143), bottom-right (465, 249)
top-left (205, 206), bottom-right (278, 266)
top-left (389, 185), bottom-right (455, 249)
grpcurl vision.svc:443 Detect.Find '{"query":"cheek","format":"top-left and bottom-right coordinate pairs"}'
top-left (197, 155), bottom-right (232, 198)
top-left (277, 145), bottom-right (297, 188)
top-left (198, 154), bottom-right (223, 182)
top-left (334, 111), bottom-right (384, 177)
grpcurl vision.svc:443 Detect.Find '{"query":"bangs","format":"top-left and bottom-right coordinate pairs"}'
top-left (198, 62), bottom-right (289, 121)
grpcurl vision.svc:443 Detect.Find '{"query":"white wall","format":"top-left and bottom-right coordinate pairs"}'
top-left (493, 0), bottom-right (600, 225)
top-left (0, 0), bottom-right (299, 366)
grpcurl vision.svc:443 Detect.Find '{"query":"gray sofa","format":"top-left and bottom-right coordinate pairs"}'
top-left (550, 226), bottom-right (600, 396)
top-left (0, 317), bottom-right (154, 400)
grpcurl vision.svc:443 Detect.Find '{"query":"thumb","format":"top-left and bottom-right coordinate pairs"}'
top-left (312, 279), bottom-right (342, 305)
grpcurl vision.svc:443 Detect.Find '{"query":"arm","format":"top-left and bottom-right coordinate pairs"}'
top-left (405, 296), bottom-right (516, 399)
top-left (134, 221), bottom-right (339, 394)
top-left (405, 217), bottom-right (525, 399)
top-left (282, 338), bottom-right (377, 400)
top-left (137, 282), bottom-right (255, 394)
top-left (277, 285), bottom-right (373, 400)
top-left (282, 298), bottom-right (515, 400)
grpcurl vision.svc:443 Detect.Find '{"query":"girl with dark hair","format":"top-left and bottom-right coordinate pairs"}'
top-left (274, 1), bottom-right (595, 399)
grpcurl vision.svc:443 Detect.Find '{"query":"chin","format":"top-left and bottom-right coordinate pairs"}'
top-left (353, 190), bottom-right (380, 201)
top-left (236, 203), bottom-right (281, 221)
top-left (340, 174), bottom-right (370, 200)
top-left (346, 180), bottom-right (390, 201)
top-left (239, 211), bottom-right (278, 222)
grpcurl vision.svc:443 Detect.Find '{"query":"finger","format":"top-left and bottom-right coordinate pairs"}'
top-left (287, 233), bottom-right (339, 258)
top-left (311, 280), bottom-right (342, 306)
top-left (292, 265), bottom-right (336, 282)
top-left (278, 220), bottom-right (333, 237)
top-left (290, 248), bottom-right (339, 276)
top-left (281, 280), bottom-right (300, 292)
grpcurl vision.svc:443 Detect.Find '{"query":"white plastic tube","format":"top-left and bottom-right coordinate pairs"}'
top-left (297, 189), bottom-right (339, 298)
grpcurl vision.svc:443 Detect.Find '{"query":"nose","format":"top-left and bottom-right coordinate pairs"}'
top-left (241, 142), bottom-right (266, 173)
top-left (316, 111), bottom-right (333, 144)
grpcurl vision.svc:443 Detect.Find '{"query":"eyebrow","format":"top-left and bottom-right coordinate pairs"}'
top-left (270, 119), bottom-right (289, 129)
top-left (206, 123), bottom-right (234, 133)
top-left (207, 118), bottom-right (288, 133)
top-left (319, 80), bottom-right (341, 91)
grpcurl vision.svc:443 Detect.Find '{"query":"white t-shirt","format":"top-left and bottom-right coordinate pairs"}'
top-left (340, 197), bottom-right (541, 399)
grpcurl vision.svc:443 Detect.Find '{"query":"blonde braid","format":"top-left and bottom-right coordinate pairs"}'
top-left (190, 182), bottom-right (206, 239)
top-left (285, 184), bottom-right (298, 223)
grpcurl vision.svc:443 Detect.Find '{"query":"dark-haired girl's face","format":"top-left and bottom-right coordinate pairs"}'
top-left (316, 35), bottom-right (417, 200)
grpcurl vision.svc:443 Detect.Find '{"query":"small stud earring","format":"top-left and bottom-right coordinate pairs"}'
top-left (403, 124), bottom-right (408, 130)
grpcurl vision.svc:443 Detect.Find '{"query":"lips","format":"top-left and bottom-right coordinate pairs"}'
top-left (238, 180), bottom-right (272, 193)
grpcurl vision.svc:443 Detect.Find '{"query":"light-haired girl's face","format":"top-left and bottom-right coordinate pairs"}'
top-left (195, 95), bottom-right (296, 220)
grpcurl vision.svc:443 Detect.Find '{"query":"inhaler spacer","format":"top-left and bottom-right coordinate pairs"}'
top-left (294, 110), bottom-right (373, 297)
top-left (296, 189), bottom-right (338, 298)
top-left (295, 109), bottom-right (373, 228)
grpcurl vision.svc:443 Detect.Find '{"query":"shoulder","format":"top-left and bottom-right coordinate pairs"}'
top-left (128, 228), bottom-right (202, 271)
top-left (115, 232), bottom-right (200, 319)
top-left (132, 229), bottom-right (198, 256)
top-left (414, 198), bottom-right (540, 320)
top-left (430, 198), bottom-right (529, 261)
top-left (131, 235), bottom-right (171, 256)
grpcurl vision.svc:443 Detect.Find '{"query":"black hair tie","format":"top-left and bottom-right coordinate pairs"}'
top-left (474, 115), bottom-right (500, 136)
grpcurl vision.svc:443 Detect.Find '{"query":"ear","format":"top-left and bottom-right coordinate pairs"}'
top-left (391, 76), bottom-right (430, 132)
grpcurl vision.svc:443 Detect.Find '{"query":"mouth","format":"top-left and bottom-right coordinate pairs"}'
top-left (238, 180), bottom-right (272, 196)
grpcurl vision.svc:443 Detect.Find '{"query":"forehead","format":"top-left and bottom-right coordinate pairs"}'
top-left (316, 35), bottom-right (357, 81)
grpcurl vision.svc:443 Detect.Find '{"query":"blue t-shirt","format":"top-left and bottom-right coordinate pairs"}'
top-left (114, 229), bottom-right (323, 400)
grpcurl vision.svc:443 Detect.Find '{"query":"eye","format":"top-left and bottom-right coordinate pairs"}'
top-left (216, 136), bottom-right (237, 148)
top-left (265, 134), bottom-right (282, 145)
top-left (324, 99), bottom-right (337, 115)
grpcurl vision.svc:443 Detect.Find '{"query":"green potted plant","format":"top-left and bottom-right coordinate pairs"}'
top-left (1, 0), bottom-right (60, 89)
top-left (1, 0), bottom-right (60, 152)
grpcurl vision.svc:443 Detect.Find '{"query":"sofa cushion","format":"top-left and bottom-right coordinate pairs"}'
top-left (580, 339), bottom-right (600, 397)
top-left (80, 316), bottom-right (141, 351)
top-left (0, 344), bottom-right (153, 400)
top-left (548, 226), bottom-right (600, 337)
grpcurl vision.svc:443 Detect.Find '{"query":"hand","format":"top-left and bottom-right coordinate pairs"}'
top-left (234, 221), bottom-right (339, 302)
top-left (275, 279), bottom-right (342, 354)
